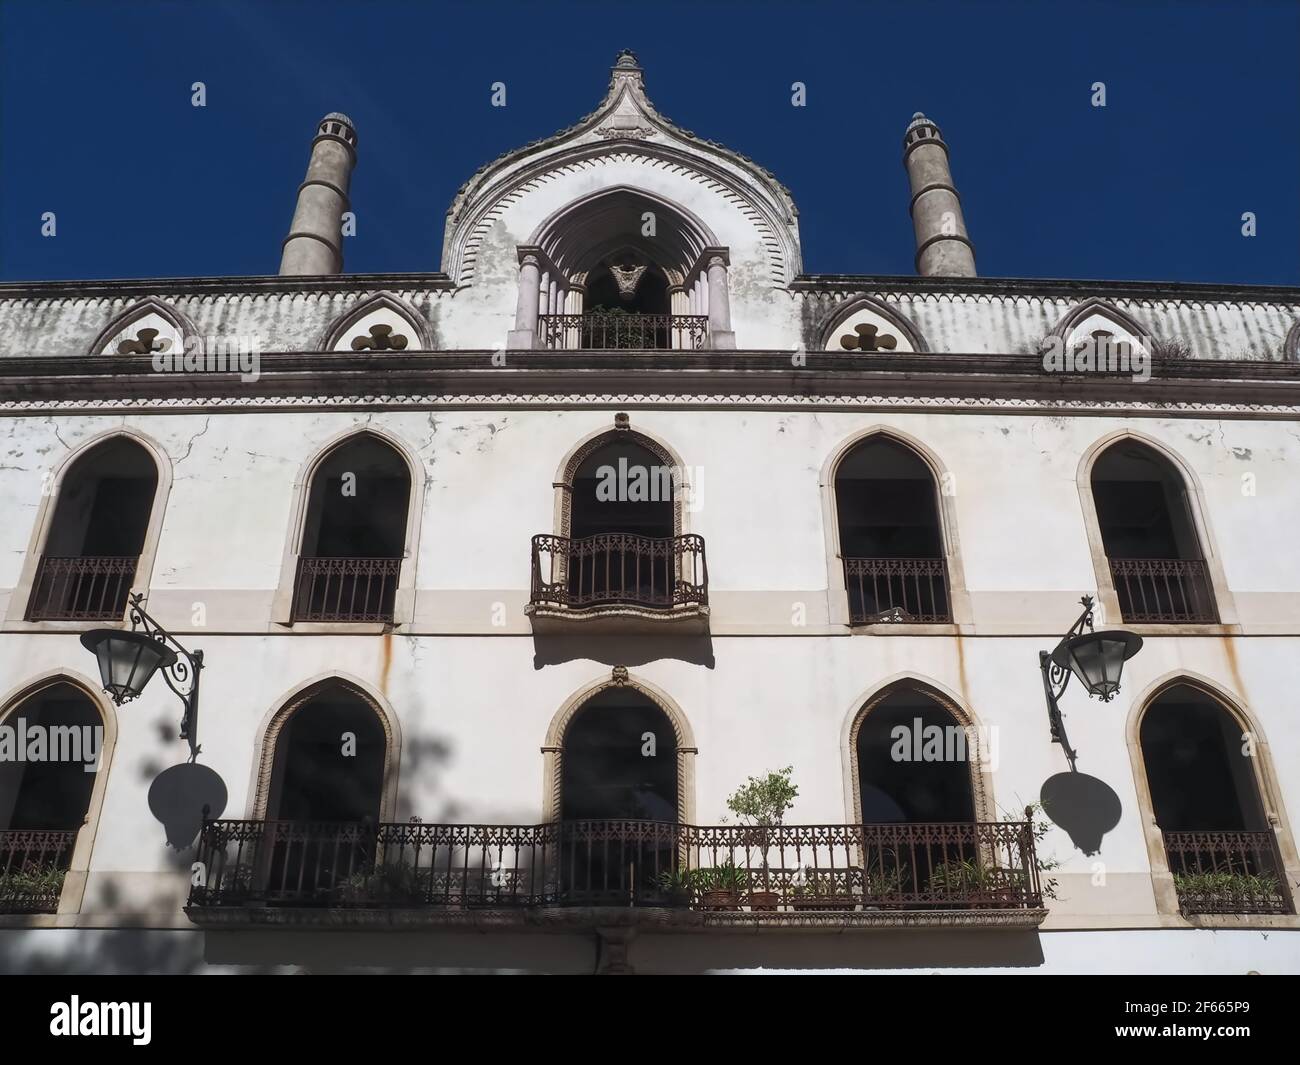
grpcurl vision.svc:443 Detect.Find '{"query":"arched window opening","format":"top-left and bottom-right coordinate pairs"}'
top-left (0, 684), bottom-right (102, 913)
top-left (293, 435), bottom-right (411, 623)
top-left (1091, 442), bottom-right (1217, 623)
top-left (835, 436), bottom-right (950, 624)
top-left (514, 189), bottom-right (727, 351)
top-left (1141, 685), bottom-right (1290, 914)
top-left (29, 438), bottom-right (158, 621)
top-left (559, 687), bottom-right (678, 904)
top-left (846, 687), bottom-right (1033, 910)
top-left (855, 689), bottom-right (974, 824)
top-left (258, 686), bottom-right (388, 904)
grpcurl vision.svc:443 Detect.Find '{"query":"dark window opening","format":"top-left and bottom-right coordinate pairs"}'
top-left (29, 438), bottom-right (157, 620)
top-left (294, 436), bottom-right (411, 622)
top-left (270, 690), bottom-right (386, 824)
top-left (856, 690), bottom-right (975, 824)
top-left (1092, 443), bottom-right (1216, 622)
top-left (835, 437), bottom-right (949, 622)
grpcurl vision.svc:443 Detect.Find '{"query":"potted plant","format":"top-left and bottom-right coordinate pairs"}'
top-left (652, 866), bottom-right (698, 908)
top-left (929, 858), bottom-right (1019, 907)
top-left (724, 766), bottom-right (798, 911)
top-left (696, 859), bottom-right (747, 910)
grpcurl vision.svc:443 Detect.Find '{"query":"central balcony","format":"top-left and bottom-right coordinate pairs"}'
top-left (537, 313), bottom-right (708, 351)
top-left (186, 818), bottom-right (1045, 930)
top-left (527, 533), bottom-right (708, 633)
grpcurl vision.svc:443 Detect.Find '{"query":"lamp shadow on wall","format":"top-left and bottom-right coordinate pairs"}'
top-left (146, 762), bottom-right (229, 851)
top-left (1039, 772), bottom-right (1123, 856)
top-left (531, 633), bottom-right (715, 669)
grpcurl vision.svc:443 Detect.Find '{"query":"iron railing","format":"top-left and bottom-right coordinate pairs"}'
top-left (536, 313), bottom-right (709, 351)
top-left (27, 555), bottom-right (137, 621)
top-left (1164, 830), bottom-right (1292, 915)
top-left (292, 556), bottom-right (402, 623)
top-left (1109, 558), bottom-right (1218, 623)
top-left (530, 533), bottom-right (707, 611)
top-left (187, 818), bottom-right (1041, 912)
top-left (843, 557), bottom-right (951, 624)
top-left (0, 829), bottom-right (77, 913)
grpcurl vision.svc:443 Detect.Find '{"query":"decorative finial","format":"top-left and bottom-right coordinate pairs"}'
top-left (614, 49), bottom-right (640, 68)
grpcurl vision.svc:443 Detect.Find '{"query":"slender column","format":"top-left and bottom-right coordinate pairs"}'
top-left (704, 250), bottom-right (735, 349)
top-left (902, 112), bottom-right (976, 277)
top-left (507, 248), bottom-right (543, 349)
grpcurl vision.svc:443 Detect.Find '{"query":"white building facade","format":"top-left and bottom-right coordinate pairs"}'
top-left (0, 52), bottom-right (1298, 974)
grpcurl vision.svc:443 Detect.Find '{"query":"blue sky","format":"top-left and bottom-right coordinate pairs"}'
top-left (1, 0), bottom-right (1297, 284)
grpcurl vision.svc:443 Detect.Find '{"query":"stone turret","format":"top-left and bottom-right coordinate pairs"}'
top-left (902, 112), bottom-right (976, 277)
top-left (279, 112), bottom-right (357, 276)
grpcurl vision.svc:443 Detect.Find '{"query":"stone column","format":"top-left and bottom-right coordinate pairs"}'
top-left (279, 113), bottom-right (357, 276)
top-left (704, 250), bottom-right (735, 349)
top-left (902, 113), bottom-right (976, 277)
top-left (507, 248), bottom-right (543, 349)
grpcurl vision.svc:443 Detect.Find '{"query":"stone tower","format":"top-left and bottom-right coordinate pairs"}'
top-left (902, 113), bottom-right (976, 277)
top-left (279, 112), bottom-right (357, 276)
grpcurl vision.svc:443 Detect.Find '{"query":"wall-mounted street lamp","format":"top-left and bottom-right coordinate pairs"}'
top-left (1040, 595), bottom-right (1142, 772)
top-left (80, 592), bottom-right (204, 758)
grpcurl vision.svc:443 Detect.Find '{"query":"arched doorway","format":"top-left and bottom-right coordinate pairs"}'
top-left (0, 683), bottom-right (103, 912)
top-left (556, 431), bottom-right (692, 611)
top-left (28, 437), bottom-right (158, 620)
top-left (1091, 441), bottom-right (1217, 623)
top-left (259, 684), bottom-right (389, 904)
top-left (850, 684), bottom-right (1012, 907)
top-left (293, 433), bottom-right (411, 623)
top-left (834, 435), bottom-right (950, 623)
top-left (559, 687), bottom-right (679, 903)
top-left (1140, 684), bottom-right (1289, 913)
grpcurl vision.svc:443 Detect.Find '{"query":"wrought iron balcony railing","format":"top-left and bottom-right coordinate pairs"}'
top-left (0, 829), bottom-right (77, 913)
top-left (1164, 830), bottom-right (1293, 915)
top-left (27, 555), bottom-right (138, 621)
top-left (843, 557), bottom-right (952, 624)
top-left (292, 556), bottom-right (402, 623)
top-left (530, 533), bottom-right (707, 612)
top-left (536, 313), bottom-right (708, 350)
top-left (1109, 557), bottom-right (1218, 623)
top-left (187, 818), bottom-right (1042, 915)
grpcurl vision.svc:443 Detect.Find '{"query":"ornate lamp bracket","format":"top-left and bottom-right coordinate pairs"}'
top-left (127, 592), bottom-right (205, 758)
top-left (1038, 594), bottom-right (1096, 773)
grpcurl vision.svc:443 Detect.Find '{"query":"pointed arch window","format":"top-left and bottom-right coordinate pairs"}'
top-left (1140, 684), bottom-right (1291, 914)
top-left (1090, 441), bottom-right (1217, 623)
top-left (528, 428), bottom-right (707, 627)
top-left (0, 683), bottom-right (104, 913)
top-left (291, 435), bottom-right (412, 623)
top-left (27, 438), bottom-right (159, 621)
top-left (834, 436), bottom-right (950, 624)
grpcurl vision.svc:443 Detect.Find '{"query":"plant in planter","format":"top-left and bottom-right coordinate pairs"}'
top-left (724, 766), bottom-right (799, 911)
top-left (335, 860), bottom-right (423, 906)
top-left (0, 864), bottom-right (66, 902)
top-left (695, 860), bottom-right (748, 910)
top-left (1172, 870), bottom-right (1281, 910)
top-left (929, 858), bottom-right (1025, 907)
top-left (652, 867), bottom-right (699, 908)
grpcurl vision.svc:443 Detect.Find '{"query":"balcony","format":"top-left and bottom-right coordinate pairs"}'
top-left (0, 829), bottom-right (77, 914)
top-left (844, 557), bottom-right (951, 625)
top-left (186, 818), bottom-right (1045, 930)
top-left (1164, 830), bottom-right (1292, 916)
top-left (536, 313), bottom-right (708, 351)
top-left (1109, 558), bottom-right (1218, 624)
top-left (292, 556), bottom-right (401, 623)
top-left (527, 533), bottom-right (708, 633)
top-left (27, 555), bottom-right (137, 621)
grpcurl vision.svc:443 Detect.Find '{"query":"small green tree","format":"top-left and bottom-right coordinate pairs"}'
top-left (726, 767), bottom-right (799, 887)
